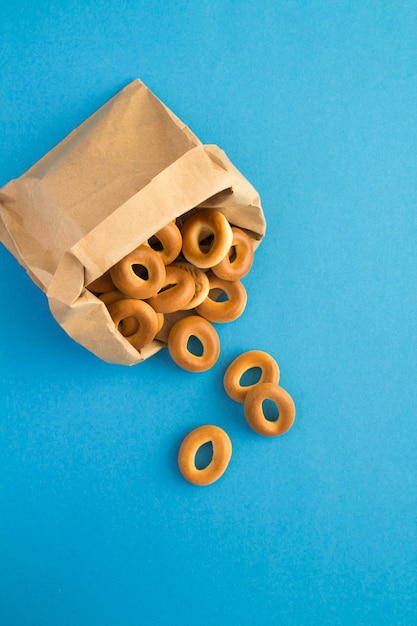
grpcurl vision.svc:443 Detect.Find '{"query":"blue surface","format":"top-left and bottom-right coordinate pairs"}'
top-left (1, 2), bottom-right (417, 625)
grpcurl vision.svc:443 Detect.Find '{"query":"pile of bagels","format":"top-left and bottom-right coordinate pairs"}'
top-left (88, 207), bottom-right (295, 486)
top-left (88, 208), bottom-right (253, 371)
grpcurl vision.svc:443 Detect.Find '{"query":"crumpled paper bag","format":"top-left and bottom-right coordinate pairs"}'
top-left (0, 79), bottom-right (266, 365)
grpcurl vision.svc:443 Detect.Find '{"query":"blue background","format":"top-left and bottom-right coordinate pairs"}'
top-left (1, 1), bottom-right (417, 624)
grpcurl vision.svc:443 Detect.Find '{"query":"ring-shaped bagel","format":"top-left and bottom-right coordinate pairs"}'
top-left (244, 383), bottom-right (296, 437)
top-left (170, 261), bottom-right (210, 310)
top-left (99, 290), bottom-right (139, 336)
top-left (147, 221), bottom-right (183, 265)
top-left (168, 315), bottom-right (220, 372)
top-left (178, 425), bottom-right (232, 486)
top-left (211, 227), bottom-right (254, 281)
top-left (195, 273), bottom-right (247, 323)
top-left (109, 303), bottom-right (164, 337)
top-left (181, 209), bottom-right (233, 269)
top-left (110, 245), bottom-right (166, 299)
top-left (146, 266), bottom-right (195, 313)
top-left (223, 350), bottom-right (280, 403)
top-left (107, 298), bottom-right (159, 351)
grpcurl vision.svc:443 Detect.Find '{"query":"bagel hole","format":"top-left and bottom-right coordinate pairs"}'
top-left (159, 282), bottom-right (177, 294)
top-left (148, 235), bottom-right (163, 251)
top-left (262, 398), bottom-right (280, 422)
top-left (187, 335), bottom-right (204, 357)
top-left (118, 317), bottom-right (139, 337)
top-left (194, 441), bottom-right (213, 470)
top-left (228, 246), bottom-right (237, 263)
top-left (132, 264), bottom-right (149, 280)
top-left (240, 367), bottom-right (262, 387)
top-left (210, 288), bottom-right (228, 303)
top-left (198, 232), bottom-right (214, 251)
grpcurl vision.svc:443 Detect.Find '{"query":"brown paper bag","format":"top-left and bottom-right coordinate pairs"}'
top-left (0, 79), bottom-right (266, 365)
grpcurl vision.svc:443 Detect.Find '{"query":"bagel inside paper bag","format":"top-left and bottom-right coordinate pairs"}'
top-left (0, 79), bottom-right (266, 365)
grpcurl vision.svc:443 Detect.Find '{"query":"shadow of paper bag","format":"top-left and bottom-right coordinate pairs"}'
top-left (0, 79), bottom-right (266, 365)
